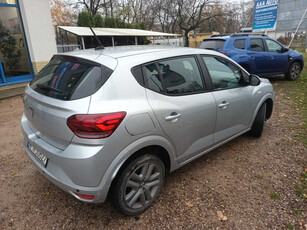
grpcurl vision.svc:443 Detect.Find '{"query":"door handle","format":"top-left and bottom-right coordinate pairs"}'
top-left (165, 112), bottom-right (181, 121)
top-left (218, 101), bottom-right (229, 109)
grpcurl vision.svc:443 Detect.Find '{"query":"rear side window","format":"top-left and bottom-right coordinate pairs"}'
top-left (250, 38), bottom-right (265, 51)
top-left (157, 57), bottom-right (204, 95)
top-left (30, 56), bottom-right (112, 100)
top-left (199, 40), bottom-right (225, 50)
top-left (234, 39), bottom-right (246, 49)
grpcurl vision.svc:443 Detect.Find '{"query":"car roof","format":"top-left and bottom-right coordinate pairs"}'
top-left (67, 45), bottom-right (213, 58)
top-left (59, 45), bottom-right (227, 69)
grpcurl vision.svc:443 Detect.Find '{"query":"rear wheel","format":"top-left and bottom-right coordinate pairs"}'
top-left (285, 62), bottom-right (301, 81)
top-left (249, 102), bottom-right (266, 138)
top-left (111, 154), bottom-right (165, 216)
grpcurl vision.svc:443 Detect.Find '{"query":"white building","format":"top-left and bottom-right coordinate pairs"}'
top-left (0, 0), bottom-right (56, 87)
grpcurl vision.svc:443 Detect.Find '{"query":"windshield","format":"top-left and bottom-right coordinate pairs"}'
top-left (199, 40), bottom-right (226, 50)
top-left (30, 56), bottom-right (112, 100)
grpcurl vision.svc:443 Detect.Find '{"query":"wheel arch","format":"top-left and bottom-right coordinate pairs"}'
top-left (97, 136), bottom-right (176, 202)
top-left (265, 98), bottom-right (273, 120)
top-left (250, 93), bottom-right (273, 126)
top-left (293, 59), bottom-right (304, 71)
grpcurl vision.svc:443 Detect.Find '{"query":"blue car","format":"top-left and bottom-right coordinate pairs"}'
top-left (199, 34), bottom-right (304, 81)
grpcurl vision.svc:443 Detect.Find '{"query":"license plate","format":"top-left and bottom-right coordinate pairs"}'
top-left (27, 142), bottom-right (48, 167)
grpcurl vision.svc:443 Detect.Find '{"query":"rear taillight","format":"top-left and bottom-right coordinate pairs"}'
top-left (67, 112), bottom-right (126, 139)
top-left (219, 51), bottom-right (227, 55)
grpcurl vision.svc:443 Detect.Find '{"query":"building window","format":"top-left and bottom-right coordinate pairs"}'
top-left (0, 1), bottom-right (33, 85)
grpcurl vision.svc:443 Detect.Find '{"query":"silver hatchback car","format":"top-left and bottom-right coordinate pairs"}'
top-left (22, 46), bottom-right (274, 215)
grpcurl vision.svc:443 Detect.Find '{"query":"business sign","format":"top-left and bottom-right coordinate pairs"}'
top-left (253, 0), bottom-right (279, 30)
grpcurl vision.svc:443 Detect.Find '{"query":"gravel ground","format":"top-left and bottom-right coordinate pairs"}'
top-left (0, 77), bottom-right (306, 230)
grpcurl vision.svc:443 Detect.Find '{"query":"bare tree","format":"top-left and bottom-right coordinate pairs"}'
top-left (73, 0), bottom-right (115, 16)
top-left (176, 0), bottom-right (218, 46)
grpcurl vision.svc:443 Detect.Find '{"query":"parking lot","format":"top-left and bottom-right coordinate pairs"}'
top-left (0, 76), bottom-right (306, 230)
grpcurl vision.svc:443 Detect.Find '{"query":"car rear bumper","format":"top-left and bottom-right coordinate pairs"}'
top-left (21, 113), bottom-right (110, 203)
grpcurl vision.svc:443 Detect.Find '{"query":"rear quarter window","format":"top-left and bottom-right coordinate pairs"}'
top-left (30, 56), bottom-right (113, 100)
top-left (233, 39), bottom-right (246, 49)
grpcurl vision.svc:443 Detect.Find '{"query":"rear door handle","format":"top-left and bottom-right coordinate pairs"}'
top-left (165, 112), bottom-right (181, 121)
top-left (218, 101), bottom-right (229, 109)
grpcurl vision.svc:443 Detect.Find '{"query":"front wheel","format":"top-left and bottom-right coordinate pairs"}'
top-left (285, 62), bottom-right (301, 81)
top-left (110, 154), bottom-right (165, 216)
top-left (249, 102), bottom-right (266, 138)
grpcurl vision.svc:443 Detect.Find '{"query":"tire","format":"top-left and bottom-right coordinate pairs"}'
top-left (249, 102), bottom-right (266, 138)
top-left (285, 62), bottom-right (301, 81)
top-left (110, 154), bottom-right (165, 216)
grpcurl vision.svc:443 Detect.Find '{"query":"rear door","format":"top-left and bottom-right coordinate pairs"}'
top-left (24, 55), bottom-right (113, 149)
top-left (201, 55), bottom-right (254, 143)
top-left (145, 56), bottom-right (216, 163)
top-left (247, 38), bottom-right (270, 74)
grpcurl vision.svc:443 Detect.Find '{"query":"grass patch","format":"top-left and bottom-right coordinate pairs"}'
top-left (286, 224), bottom-right (294, 229)
top-left (270, 192), bottom-right (281, 200)
top-left (295, 185), bottom-right (304, 196)
top-left (254, 174), bottom-right (264, 179)
top-left (281, 48), bottom-right (307, 147)
top-left (294, 209), bottom-right (301, 215)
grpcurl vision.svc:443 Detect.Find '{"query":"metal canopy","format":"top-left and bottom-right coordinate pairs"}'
top-left (58, 26), bottom-right (178, 37)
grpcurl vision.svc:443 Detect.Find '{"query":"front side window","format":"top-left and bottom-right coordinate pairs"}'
top-left (157, 57), bottom-right (204, 95)
top-left (250, 38), bottom-right (265, 51)
top-left (265, 39), bottom-right (282, 52)
top-left (202, 56), bottom-right (245, 90)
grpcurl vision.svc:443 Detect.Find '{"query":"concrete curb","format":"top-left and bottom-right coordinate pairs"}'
top-left (0, 84), bottom-right (27, 100)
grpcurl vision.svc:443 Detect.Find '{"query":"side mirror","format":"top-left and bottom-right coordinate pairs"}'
top-left (241, 70), bottom-right (250, 85)
top-left (250, 74), bottom-right (260, 86)
top-left (282, 47), bottom-right (289, 52)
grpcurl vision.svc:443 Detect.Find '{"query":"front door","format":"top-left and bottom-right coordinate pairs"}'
top-left (144, 56), bottom-right (217, 163)
top-left (264, 38), bottom-right (289, 73)
top-left (201, 55), bottom-right (253, 143)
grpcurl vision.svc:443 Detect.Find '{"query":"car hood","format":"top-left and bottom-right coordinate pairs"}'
top-left (288, 49), bottom-right (303, 58)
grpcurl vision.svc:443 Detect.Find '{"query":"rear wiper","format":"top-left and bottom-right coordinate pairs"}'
top-left (36, 84), bottom-right (63, 94)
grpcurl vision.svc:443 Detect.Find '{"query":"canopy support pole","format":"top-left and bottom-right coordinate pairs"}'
top-left (65, 30), bottom-right (69, 52)
top-left (112, 37), bottom-right (115, 46)
top-left (135, 36), bottom-right (138, 45)
top-left (81, 37), bottom-right (85, 50)
top-left (288, 7), bottom-right (307, 48)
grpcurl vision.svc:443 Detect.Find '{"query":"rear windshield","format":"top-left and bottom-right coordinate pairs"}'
top-left (30, 56), bottom-right (112, 100)
top-left (199, 40), bottom-right (226, 50)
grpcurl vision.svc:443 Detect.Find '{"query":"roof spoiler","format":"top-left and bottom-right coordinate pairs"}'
top-left (210, 34), bottom-right (229, 38)
top-left (89, 26), bottom-right (105, 50)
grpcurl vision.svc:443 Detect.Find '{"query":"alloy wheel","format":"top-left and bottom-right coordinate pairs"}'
top-left (124, 162), bottom-right (162, 209)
